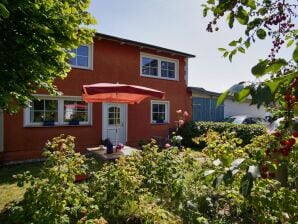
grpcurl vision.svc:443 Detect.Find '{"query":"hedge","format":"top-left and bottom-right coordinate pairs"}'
top-left (180, 121), bottom-right (267, 149)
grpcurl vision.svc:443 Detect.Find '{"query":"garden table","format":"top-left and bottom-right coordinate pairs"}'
top-left (87, 145), bottom-right (138, 161)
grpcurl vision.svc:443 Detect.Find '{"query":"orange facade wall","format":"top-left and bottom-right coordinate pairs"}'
top-left (1, 38), bottom-right (192, 162)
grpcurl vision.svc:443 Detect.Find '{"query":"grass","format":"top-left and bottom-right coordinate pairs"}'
top-left (0, 162), bottom-right (43, 211)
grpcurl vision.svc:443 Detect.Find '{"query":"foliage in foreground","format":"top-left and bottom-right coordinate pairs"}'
top-left (2, 133), bottom-right (298, 224)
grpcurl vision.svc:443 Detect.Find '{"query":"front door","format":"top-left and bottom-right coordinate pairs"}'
top-left (102, 103), bottom-right (127, 145)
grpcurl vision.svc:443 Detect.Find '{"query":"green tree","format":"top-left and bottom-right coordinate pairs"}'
top-left (202, 0), bottom-right (297, 112)
top-left (202, 0), bottom-right (298, 186)
top-left (0, 0), bottom-right (96, 113)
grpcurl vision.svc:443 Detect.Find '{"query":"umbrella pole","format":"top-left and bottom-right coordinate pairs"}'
top-left (115, 102), bottom-right (119, 146)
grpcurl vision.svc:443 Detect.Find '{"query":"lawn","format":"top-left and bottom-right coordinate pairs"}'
top-left (0, 162), bottom-right (43, 211)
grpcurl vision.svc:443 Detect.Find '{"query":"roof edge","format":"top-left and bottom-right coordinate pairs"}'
top-left (95, 33), bottom-right (196, 58)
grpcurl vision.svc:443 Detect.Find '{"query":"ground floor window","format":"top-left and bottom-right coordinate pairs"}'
top-left (24, 95), bottom-right (92, 127)
top-left (151, 100), bottom-right (169, 124)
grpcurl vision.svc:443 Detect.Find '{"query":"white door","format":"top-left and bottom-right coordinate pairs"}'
top-left (102, 103), bottom-right (127, 145)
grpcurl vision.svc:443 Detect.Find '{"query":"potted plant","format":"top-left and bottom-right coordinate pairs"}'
top-left (68, 120), bottom-right (80, 125)
top-left (43, 120), bottom-right (55, 126)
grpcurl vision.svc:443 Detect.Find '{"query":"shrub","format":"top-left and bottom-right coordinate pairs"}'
top-left (180, 121), bottom-right (267, 148)
top-left (3, 135), bottom-right (94, 224)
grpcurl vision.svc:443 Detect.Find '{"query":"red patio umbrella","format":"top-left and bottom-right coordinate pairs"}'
top-left (82, 83), bottom-right (165, 145)
top-left (82, 83), bottom-right (165, 104)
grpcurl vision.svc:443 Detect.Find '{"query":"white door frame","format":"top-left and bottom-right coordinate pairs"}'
top-left (0, 110), bottom-right (3, 152)
top-left (102, 103), bottom-right (128, 144)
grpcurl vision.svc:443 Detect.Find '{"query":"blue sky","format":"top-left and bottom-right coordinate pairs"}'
top-left (88, 0), bottom-right (293, 93)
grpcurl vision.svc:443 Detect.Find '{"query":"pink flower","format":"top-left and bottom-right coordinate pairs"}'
top-left (165, 143), bottom-right (171, 148)
top-left (183, 111), bottom-right (189, 117)
top-left (176, 109), bottom-right (182, 114)
top-left (178, 119), bottom-right (184, 127)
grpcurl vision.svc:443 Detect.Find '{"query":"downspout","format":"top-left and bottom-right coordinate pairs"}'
top-left (184, 58), bottom-right (188, 86)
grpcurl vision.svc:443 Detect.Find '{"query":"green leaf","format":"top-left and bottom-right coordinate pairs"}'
top-left (235, 87), bottom-right (250, 102)
top-left (217, 90), bottom-right (229, 107)
top-left (247, 0), bottom-right (256, 9)
top-left (238, 47), bottom-right (245, 53)
top-left (251, 60), bottom-right (269, 77)
top-left (240, 173), bottom-right (253, 197)
top-left (265, 59), bottom-right (287, 74)
top-left (258, 7), bottom-right (267, 15)
top-left (223, 51), bottom-right (229, 57)
top-left (212, 174), bottom-right (224, 188)
top-left (236, 6), bottom-right (249, 25)
top-left (293, 44), bottom-right (298, 63)
top-left (218, 48), bottom-right (226, 52)
top-left (0, 3), bottom-right (9, 18)
top-left (266, 78), bottom-right (283, 94)
top-left (250, 85), bottom-right (274, 107)
top-left (221, 154), bottom-right (233, 167)
top-left (228, 11), bottom-right (235, 28)
top-left (229, 40), bottom-right (238, 47)
top-left (229, 50), bottom-right (236, 62)
top-left (256, 29), bottom-right (266, 40)
top-left (245, 18), bottom-right (262, 36)
top-left (203, 7), bottom-right (208, 17)
top-left (287, 39), bottom-right (294, 47)
top-left (207, 0), bottom-right (215, 4)
top-left (244, 40), bottom-right (250, 48)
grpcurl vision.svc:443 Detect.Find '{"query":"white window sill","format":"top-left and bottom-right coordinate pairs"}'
top-left (141, 74), bottom-right (178, 81)
top-left (24, 124), bottom-right (92, 128)
top-left (70, 65), bottom-right (93, 71)
top-left (151, 122), bottom-right (169, 125)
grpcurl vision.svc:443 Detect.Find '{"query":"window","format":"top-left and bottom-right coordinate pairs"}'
top-left (141, 53), bottom-right (178, 80)
top-left (24, 96), bottom-right (92, 127)
top-left (151, 100), bottom-right (169, 124)
top-left (108, 106), bottom-right (120, 125)
top-left (64, 101), bottom-right (88, 122)
top-left (69, 44), bottom-right (93, 69)
top-left (30, 100), bottom-right (58, 123)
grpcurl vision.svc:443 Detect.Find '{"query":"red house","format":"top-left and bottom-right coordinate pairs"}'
top-left (0, 33), bottom-right (195, 162)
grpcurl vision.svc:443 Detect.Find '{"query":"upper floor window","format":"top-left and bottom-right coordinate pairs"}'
top-left (69, 44), bottom-right (93, 70)
top-left (141, 53), bottom-right (178, 80)
top-left (24, 96), bottom-right (92, 127)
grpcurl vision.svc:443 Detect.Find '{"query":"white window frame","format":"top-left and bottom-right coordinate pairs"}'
top-left (150, 100), bottom-right (170, 124)
top-left (70, 44), bottom-right (93, 70)
top-left (140, 53), bottom-right (179, 81)
top-left (24, 95), bottom-right (92, 127)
